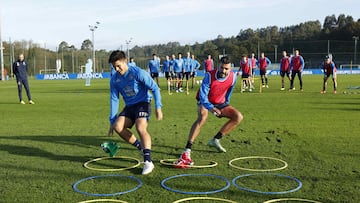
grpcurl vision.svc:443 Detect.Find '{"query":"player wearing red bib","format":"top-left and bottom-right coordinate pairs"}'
top-left (321, 55), bottom-right (337, 94)
top-left (280, 51), bottom-right (291, 90)
top-left (237, 54), bottom-right (253, 92)
top-left (289, 49), bottom-right (305, 91)
top-left (175, 56), bottom-right (243, 168)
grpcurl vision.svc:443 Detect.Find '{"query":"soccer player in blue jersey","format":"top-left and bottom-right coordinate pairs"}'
top-left (190, 54), bottom-right (201, 88)
top-left (175, 56), bottom-right (243, 168)
top-left (128, 57), bottom-right (136, 67)
top-left (148, 53), bottom-right (160, 86)
top-left (321, 55), bottom-right (337, 94)
top-left (162, 55), bottom-right (173, 91)
top-left (108, 50), bottom-right (163, 175)
top-left (173, 53), bottom-right (184, 93)
top-left (183, 52), bottom-right (192, 92)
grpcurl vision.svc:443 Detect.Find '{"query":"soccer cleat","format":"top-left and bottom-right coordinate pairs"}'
top-left (262, 85), bottom-right (265, 88)
top-left (289, 87), bottom-right (295, 91)
top-left (174, 151), bottom-right (193, 169)
top-left (333, 90), bottom-right (337, 94)
top-left (29, 100), bottom-right (35, 104)
top-left (266, 85), bottom-right (269, 88)
top-left (142, 161), bottom-right (154, 175)
top-left (208, 138), bottom-right (226, 153)
top-left (20, 100), bottom-right (25, 104)
top-left (281, 87), bottom-right (285, 91)
top-left (321, 90), bottom-right (326, 94)
top-left (100, 141), bottom-right (119, 157)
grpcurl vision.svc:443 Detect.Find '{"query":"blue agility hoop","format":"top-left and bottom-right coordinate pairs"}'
top-left (161, 174), bottom-right (230, 195)
top-left (73, 174), bottom-right (142, 197)
top-left (232, 173), bottom-right (302, 195)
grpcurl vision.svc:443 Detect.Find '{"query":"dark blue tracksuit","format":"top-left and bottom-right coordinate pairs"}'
top-left (12, 60), bottom-right (32, 101)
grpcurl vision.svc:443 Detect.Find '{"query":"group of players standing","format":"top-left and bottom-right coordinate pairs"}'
top-left (237, 49), bottom-right (338, 94)
top-left (148, 52), bottom-right (205, 93)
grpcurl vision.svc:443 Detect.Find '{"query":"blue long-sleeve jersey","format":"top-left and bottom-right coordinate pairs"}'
top-left (191, 59), bottom-right (201, 72)
top-left (183, 57), bottom-right (192, 72)
top-left (148, 59), bottom-right (160, 73)
top-left (109, 66), bottom-right (162, 125)
top-left (173, 58), bottom-right (183, 73)
top-left (162, 60), bottom-right (171, 72)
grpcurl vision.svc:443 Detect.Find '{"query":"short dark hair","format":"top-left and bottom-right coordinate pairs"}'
top-left (220, 56), bottom-right (231, 64)
top-left (108, 50), bottom-right (126, 64)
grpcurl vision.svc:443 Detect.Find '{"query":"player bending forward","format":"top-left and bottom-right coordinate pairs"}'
top-left (175, 56), bottom-right (243, 167)
top-left (108, 50), bottom-right (163, 175)
top-left (321, 55), bottom-right (337, 94)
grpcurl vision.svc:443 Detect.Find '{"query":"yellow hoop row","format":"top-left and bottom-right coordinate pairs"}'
top-left (173, 197), bottom-right (238, 203)
top-left (160, 159), bottom-right (218, 168)
top-left (78, 199), bottom-right (128, 203)
top-left (263, 198), bottom-right (323, 203)
top-left (229, 156), bottom-right (288, 172)
top-left (83, 156), bottom-right (141, 172)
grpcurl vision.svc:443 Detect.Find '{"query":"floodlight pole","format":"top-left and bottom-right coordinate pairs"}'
top-left (126, 37), bottom-right (133, 59)
top-left (89, 22), bottom-right (100, 73)
top-left (353, 36), bottom-right (359, 64)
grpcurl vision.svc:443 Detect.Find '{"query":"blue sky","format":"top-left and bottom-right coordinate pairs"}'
top-left (1, 0), bottom-right (359, 51)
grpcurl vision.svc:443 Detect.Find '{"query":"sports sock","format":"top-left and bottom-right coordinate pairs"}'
top-left (132, 139), bottom-right (142, 150)
top-left (143, 149), bottom-right (151, 162)
top-left (185, 141), bottom-right (193, 149)
top-left (214, 132), bottom-right (223, 139)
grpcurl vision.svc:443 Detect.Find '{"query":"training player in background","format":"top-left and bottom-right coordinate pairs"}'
top-left (190, 54), bottom-right (201, 88)
top-left (12, 54), bottom-right (35, 104)
top-left (128, 57), bottom-right (137, 67)
top-left (257, 52), bottom-right (271, 88)
top-left (175, 56), bottom-right (243, 168)
top-left (280, 51), bottom-right (291, 90)
top-left (204, 54), bottom-right (214, 72)
top-left (173, 53), bottom-right (184, 93)
top-left (183, 52), bottom-right (192, 92)
top-left (148, 53), bottom-right (160, 86)
top-left (237, 54), bottom-right (253, 92)
top-left (289, 49), bottom-right (305, 91)
top-left (108, 50), bottom-right (163, 175)
top-left (250, 53), bottom-right (257, 85)
top-left (321, 55), bottom-right (337, 94)
top-left (162, 55), bottom-right (173, 91)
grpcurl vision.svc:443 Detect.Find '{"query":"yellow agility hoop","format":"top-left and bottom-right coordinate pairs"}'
top-left (160, 159), bottom-right (218, 168)
top-left (173, 197), bottom-right (238, 203)
top-left (263, 198), bottom-right (322, 203)
top-left (83, 156), bottom-right (140, 172)
top-left (78, 199), bottom-right (128, 203)
top-left (229, 156), bottom-right (288, 172)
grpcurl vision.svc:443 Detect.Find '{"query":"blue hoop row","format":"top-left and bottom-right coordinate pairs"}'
top-left (161, 174), bottom-right (230, 195)
top-left (73, 174), bottom-right (142, 197)
top-left (232, 173), bottom-right (302, 195)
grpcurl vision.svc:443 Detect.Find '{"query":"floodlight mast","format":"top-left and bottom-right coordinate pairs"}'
top-left (89, 22), bottom-right (100, 73)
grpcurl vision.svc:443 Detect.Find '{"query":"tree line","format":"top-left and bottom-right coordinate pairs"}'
top-left (2, 14), bottom-right (359, 76)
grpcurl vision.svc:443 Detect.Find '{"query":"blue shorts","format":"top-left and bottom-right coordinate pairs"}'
top-left (119, 102), bottom-right (151, 125)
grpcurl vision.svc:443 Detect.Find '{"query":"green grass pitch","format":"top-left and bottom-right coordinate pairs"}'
top-left (0, 74), bottom-right (359, 203)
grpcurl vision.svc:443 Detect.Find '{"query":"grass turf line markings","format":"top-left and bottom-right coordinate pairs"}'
top-left (229, 156), bottom-right (288, 172)
top-left (72, 174), bottom-right (142, 197)
top-left (161, 174), bottom-right (230, 194)
top-left (232, 173), bottom-right (302, 195)
top-left (83, 156), bottom-right (140, 172)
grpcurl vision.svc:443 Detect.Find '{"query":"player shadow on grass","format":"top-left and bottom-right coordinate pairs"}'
top-left (0, 144), bottom-right (91, 163)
